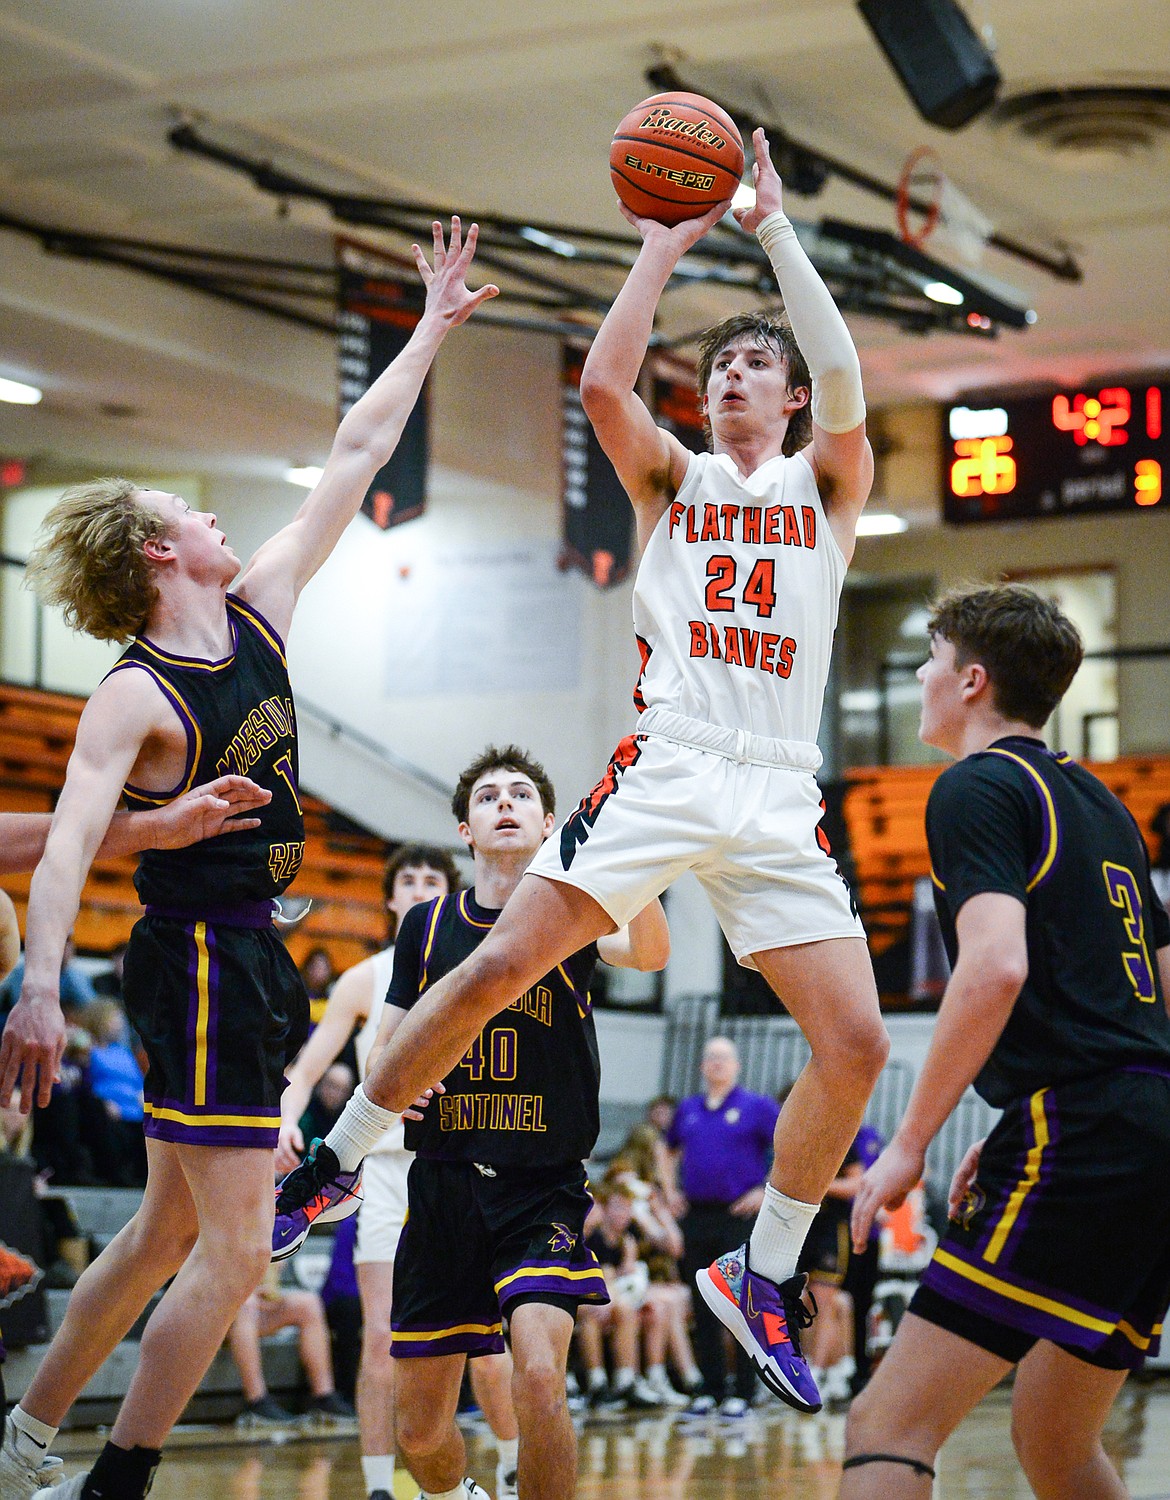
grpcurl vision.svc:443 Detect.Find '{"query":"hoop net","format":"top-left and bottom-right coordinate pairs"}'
top-left (896, 146), bottom-right (993, 266)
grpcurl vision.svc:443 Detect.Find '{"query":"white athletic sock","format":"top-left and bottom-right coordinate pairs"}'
top-left (748, 1185), bottom-right (820, 1284)
top-left (612, 1367), bottom-right (635, 1392)
top-left (646, 1363), bottom-right (667, 1385)
top-left (9, 1406), bottom-right (59, 1464)
top-left (586, 1367), bottom-right (607, 1393)
top-left (495, 1438), bottom-right (518, 1471)
top-left (361, 1454), bottom-right (396, 1495)
top-left (325, 1084), bottom-right (397, 1172)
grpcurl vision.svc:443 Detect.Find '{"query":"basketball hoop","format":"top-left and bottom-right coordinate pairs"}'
top-left (896, 146), bottom-right (994, 266)
top-left (895, 146), bottom-right (945, 249)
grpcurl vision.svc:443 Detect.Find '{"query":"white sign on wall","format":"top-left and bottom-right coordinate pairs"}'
top-left (383, 541), bottom-right (583, 697)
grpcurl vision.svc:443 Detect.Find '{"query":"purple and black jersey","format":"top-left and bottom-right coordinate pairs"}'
top-left (110, 593), bottom-right (305, 911)
top-left (927, 735), bottom-right (1170, 1108)
top-left (388, 889), bottom-right (601, 1166)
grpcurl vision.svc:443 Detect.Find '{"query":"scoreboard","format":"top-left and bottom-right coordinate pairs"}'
top-left (943, 378), bottom-right (1166, 524)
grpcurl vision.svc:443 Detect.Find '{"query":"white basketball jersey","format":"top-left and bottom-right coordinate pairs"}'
top-left (631, 450), bottom-right (846, 742)
top-left (353, 946), bottom-right (405, 1156)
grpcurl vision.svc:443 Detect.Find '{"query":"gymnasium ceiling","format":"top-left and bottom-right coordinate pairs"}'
top-left (0, 0), bottom-right (1168, 499)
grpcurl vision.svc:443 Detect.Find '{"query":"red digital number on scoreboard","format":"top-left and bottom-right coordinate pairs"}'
top-left (1051, 387), bottom-right (1130, 446)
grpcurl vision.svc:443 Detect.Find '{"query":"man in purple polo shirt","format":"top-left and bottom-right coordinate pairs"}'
top-left (663, 1037), bottom-right (778, 1414)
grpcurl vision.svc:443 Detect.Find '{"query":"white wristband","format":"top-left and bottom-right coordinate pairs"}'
top-left (755, 213), bottom-right (866, 435)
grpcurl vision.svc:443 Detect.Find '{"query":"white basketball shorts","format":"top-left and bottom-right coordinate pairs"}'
top-left (526, 706), bottom-right (864, 969)
top-left (354, 1149), bottom-right (411, 1265)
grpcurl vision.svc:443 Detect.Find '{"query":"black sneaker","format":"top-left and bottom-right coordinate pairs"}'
top-left (236, 1394), bottom-right (294, 1428)
top-left (272, 1140), bottom-right (363, 1261)
top-left (305, 1391), bottom-right (356, 1427)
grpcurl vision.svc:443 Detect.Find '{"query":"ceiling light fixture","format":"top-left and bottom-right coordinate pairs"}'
top-left (285, 465), bottom-right (323, 488)
top-left (856, 512), bottom-right (909, 535)
top-left (0, 377), bottom-right (43, 405)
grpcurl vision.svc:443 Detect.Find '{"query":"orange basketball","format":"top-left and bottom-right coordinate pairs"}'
top-left (610, 92), bottom-right (744, 226)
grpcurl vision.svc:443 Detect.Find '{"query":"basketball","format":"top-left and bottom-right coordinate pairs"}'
top-left (609, 92), bottom-right (745, 226)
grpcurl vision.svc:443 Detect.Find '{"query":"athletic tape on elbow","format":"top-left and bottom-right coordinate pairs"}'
top-left (756, 212), bottom-right (866, 434)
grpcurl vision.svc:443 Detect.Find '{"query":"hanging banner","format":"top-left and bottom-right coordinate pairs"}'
top-left (653, 366), bottom-right (707, 456)
top-left (560, 347), bottom-right (634, 589)
top-left (336, 239), bottom-right (428, 530)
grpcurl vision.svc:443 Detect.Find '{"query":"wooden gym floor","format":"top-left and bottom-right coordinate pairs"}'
top-left (52, 1378), bottom-right (1170, 1499)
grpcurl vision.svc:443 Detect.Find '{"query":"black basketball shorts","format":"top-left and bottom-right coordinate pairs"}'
top-left (391, 1157), bottom-right (609, 1358)
top-left (912, 1067), bottom-right (1170, 1371)
top-left (124, 912), bottom-right (309, 1149)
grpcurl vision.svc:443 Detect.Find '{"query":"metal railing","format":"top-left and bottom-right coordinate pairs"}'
top-left (658, 996), bottom-right (994, 1190)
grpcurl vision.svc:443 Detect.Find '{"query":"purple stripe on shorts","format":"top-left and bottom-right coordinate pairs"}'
top-left (183, 925), bottom-right (200, 1109)
top-left (975, 1095), bottom-right (1033, 1259)
top-left (145, 1093), bottom-right (278, 1118)
top-left (1123, 1063), bottom-right (1170, 1083)
top-left (143, 1116), bottom-right (278, 1149)
top-left (205, 925), bottom-right (220, 1107)
top-left (498, 1261), bottom-right (610, 1314)
top-left (390, 1327), bottom-right (506, 1359)
top-left (998, 1091), bottom-right (1061, 1266)
top-left (146, 901), bottom-right (275, 929)
top-left (922, 1240), bottom-right (1120, 1338)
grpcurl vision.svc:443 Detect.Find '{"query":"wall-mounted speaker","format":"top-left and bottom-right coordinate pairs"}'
top-left (857, 0), bottom-right (1001, 130)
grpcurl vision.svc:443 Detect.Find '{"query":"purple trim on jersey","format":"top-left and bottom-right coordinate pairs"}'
top-left (113, 663), bottom-right (199, 802)
top-left (145, 901), bottom-right (276, 929)
top-left (228, 593), bottom-right (289, 658)
top-left (496, 1259), bottom-right (610, 1315)
top-left (390, 1323), bottom-right (506, 1359)
top-left (137, 612), bottom-right (239, 670)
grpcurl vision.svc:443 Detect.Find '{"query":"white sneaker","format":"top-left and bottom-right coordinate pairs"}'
top-left (0, 1416), bottom-right (64, 1499)
top-left (645, 1372), bottom-right (689, 1409)
top-left (495, 1461), bottom-right (518, 1500)
top-left (44, 1478), bottom-right (84, 1500)
top-left (414, 1482), bottom-right (489, 1500)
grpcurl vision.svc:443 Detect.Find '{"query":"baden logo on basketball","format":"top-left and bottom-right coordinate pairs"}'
top-left (637, 106), bottom-right (732, 151)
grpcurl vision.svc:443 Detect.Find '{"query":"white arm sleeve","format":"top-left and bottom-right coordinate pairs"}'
top-left (756, 212), bottom-right (866, 435)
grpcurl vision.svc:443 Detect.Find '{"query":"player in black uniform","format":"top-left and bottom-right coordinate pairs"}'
top-left (275, 745), bottom-right (669, 1500)
top-left (844, 584), bottom-right (1170, 1500)
top-left (0, 218), bottom-right (497, 1500)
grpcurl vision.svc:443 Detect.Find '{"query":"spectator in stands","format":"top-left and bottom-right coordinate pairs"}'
top-left (229, 1266), bottom-right (356, 1429)
top-left (317, 1215), bottom-right (362, 1406)
top-left (662, 1036), bottom-right (779, 1416)
top-left (1151, 803), bottom-right (1170, 910)
top-left (28, 1027), bottom-right (97, 1187)
top-left (299, 946), bottom-right (338, 1030)
top-left (607, 1138), bottom-right (701, 1405)
top-left (296, 1061), bottom-right (356, 1150)
top-left (0, 938), bottom-right (95, 1020)
top-left (81, 1000), bottom-right (146, 1188)
top-left (576, 1182), bottom-right (663, 1412)
top-left (643, 1093), bottom-right (677, 1138)
top-left (91, 944), bottom-right (127, 1003)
